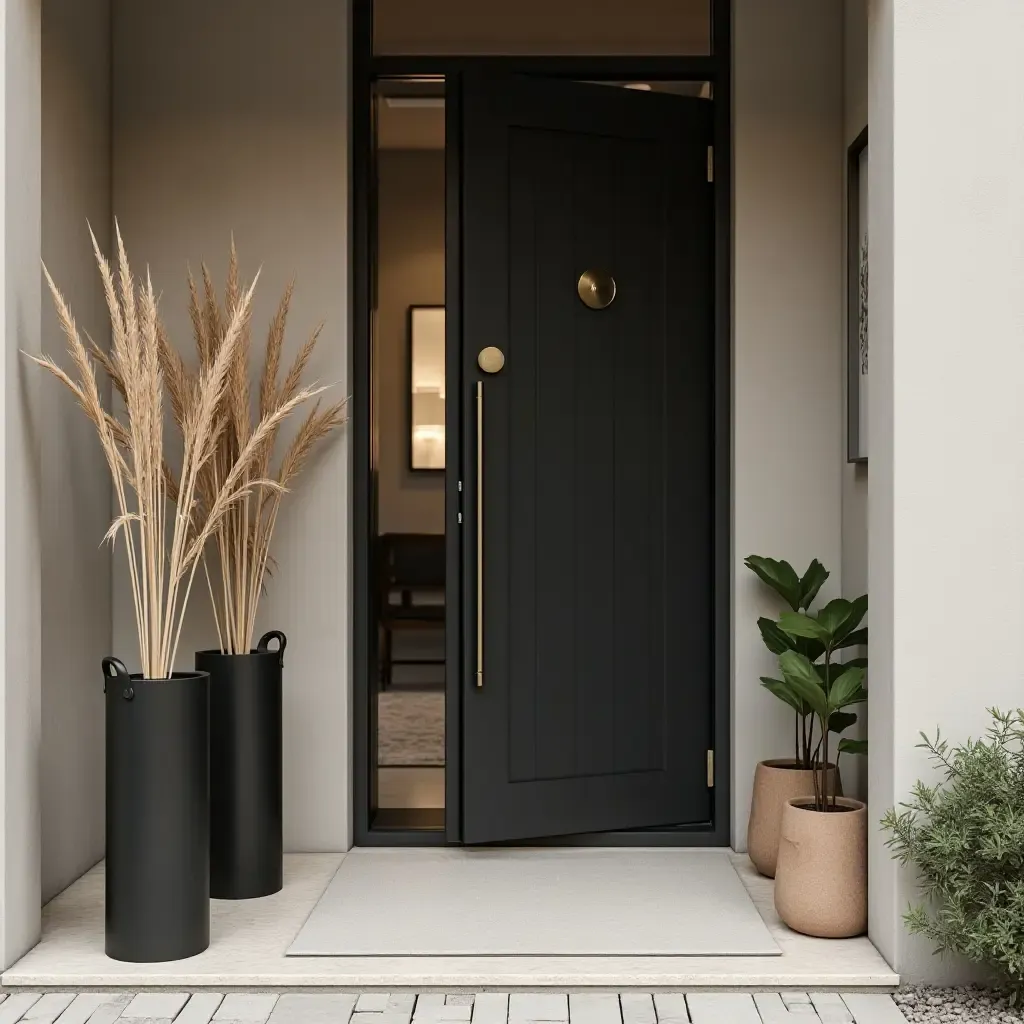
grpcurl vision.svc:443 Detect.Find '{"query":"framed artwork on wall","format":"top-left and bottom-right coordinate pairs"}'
top-left (408, 305), bottom-right (446, 471)
top-left (847, 126), bottom-right (869, 463)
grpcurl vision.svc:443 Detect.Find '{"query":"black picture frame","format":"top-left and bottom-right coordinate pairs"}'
top-left (408, 304), bottom-right (446, 473)
top-left (847, 126), bottom-right (868, 464)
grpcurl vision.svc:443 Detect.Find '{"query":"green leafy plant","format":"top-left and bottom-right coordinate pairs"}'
top-left (745, 556), bottom-right (830, 618)
top-left (746, 556), bottom-right (868, 775)
top-left (775, 636), bottom-right (867, 810)
top-left (746, 556), bottom-right (828, 767)
top-left (882, 709), bottom-right (1024, 998)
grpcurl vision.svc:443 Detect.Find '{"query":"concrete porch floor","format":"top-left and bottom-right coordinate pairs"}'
top-left (1, 854), bottom-right (898, 990)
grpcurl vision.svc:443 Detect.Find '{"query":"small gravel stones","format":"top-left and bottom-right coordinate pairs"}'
top-left (894, 985), bottom-right (1024, 1023)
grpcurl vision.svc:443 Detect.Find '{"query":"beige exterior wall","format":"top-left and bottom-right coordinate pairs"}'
top-left (1, 0), bottom-right (43, 970)
top-left (40, 0), bottom-right (113, 903)
top-left (843, 2), bottom-right (868, 600)
top-left (841, 0), bottom-right (869, 802)
top-left (112, 0), bottom-right (352, 852)
top-left (731, 0), bottom-right (844, 850)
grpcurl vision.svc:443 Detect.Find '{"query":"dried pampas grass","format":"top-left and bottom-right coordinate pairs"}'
top-left (31, 224), bottom-right (300, 679)
top-left (175, 243), bottom-right (348, 655)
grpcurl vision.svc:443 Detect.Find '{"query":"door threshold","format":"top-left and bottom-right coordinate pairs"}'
top-left (371, 808), bottom-right (445, 831)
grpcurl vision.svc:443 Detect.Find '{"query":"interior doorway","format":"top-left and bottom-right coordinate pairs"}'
top-left (353, 0), bottom-right (732, 848)
top-left (369, 80), bottom-right (448, 833)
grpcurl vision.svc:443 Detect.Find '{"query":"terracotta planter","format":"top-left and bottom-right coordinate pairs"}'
top-left (774, 796), bottom-right (867, 938)
top-left (748, 760), bottom-right (841, 877)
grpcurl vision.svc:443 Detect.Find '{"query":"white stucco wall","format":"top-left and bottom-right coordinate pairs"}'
top-left (112, 0), bottom-right (352, 852)
top-left (868, 0), bottom-right (1024, 983)
top-left (40, 0), bottom-right (112, 904)
top-left (0, 0), bottom-right (42, 970)
top-left (731, 0), bottom-right (844, 850)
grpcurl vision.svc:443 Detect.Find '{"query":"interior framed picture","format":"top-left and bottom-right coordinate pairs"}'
top-left (847, 126), bottom-right (869, 463)
top-left (408, 305), bottom-right (446, 472)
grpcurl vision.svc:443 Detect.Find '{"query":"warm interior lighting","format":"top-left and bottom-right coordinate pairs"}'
top-left (384, 97), bottom-right (446, 110)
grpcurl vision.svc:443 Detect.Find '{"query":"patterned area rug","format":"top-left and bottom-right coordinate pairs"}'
top-left (378, 691), bottom-right (445, 766)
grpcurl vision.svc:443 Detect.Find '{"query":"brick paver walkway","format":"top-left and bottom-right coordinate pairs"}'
top-left (0, 992), bottom-right (908, 1024)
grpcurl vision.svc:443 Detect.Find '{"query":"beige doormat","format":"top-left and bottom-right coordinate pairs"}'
top-left (288, 849), bottom-right (780, 957)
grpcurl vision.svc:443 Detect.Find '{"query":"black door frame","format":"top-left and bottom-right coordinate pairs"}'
top-left (352, 0), bottom-right (732, 847)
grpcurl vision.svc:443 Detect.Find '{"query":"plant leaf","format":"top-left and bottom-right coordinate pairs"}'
top-left (816, 598), bottom-right (854, 638)
top-left (834, 594), bottom-right (868, 644)
top-left (838, 738), bottom-right (868, 756)
top-left (796, 636), bottom-right (827, 662)
top-left (837, 626), bottom-right (868, 650)
top-left (828, 666), bottom-right (867, 710)
top-left (829, 710), bottom-right (858, 734)
top-left (779, 650), bottom-right (829, 720)
top-left (761, 676), bottom-right (809, 716)
top-left (778, 611), bottom-right (831, 644)
top-left (757, 617), bottom-right (796, 655)
top-left (798, 559), bottom-right (829, 610)
top-left (815, 660), bottom-right (867, 694)
top-left (745, 555), bottom-right (802, 610)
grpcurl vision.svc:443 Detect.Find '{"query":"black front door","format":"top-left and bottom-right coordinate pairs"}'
top-left (461, 74), bottom-right (715, 844)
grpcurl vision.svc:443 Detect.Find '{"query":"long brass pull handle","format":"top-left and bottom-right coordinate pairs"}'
top-left (476, 381), bottom-right (484, 688)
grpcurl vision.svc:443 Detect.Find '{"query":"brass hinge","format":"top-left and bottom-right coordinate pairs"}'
top-left (707, 145), bottom-right (714, 183)
top-left (707, 749), bottom-right (715, 788)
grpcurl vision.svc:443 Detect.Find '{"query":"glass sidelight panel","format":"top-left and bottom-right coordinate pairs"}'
top-left (371, 81), bottom-right (446, 830)
top-left (373, 0), bottom-right (711, 56)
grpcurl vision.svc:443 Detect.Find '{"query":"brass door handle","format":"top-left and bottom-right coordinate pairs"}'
top-left (577, 269), bottom-right (616, 310)
top-left (476, 380), bottom-right (484, 688)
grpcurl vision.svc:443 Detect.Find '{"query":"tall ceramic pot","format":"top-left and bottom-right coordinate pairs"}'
top-left (196, 631), bottom-right (286, 900)
top-left (774, 796), bottom-right (868, 938)
top-left (103, 657), bottom-right (210, 962)
top-left (748, 760), bottom-right (841, 877)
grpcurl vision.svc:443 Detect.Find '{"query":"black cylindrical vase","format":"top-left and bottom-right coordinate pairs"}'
top-left (196, 630), bottom-right (285, 900)
top-left (103, 657), bottom-right (210, 962)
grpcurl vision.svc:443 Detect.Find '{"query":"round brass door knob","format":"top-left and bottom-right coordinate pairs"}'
top-left (577, 269), bottom-right (616, 310)
top-left (478, 346), bottom-right (505, 373)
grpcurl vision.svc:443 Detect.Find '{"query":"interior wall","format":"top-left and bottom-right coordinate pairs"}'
top-left (732, 0), bottom-right (844, 849)
top-left (40, 0), bottom-right (112, 903)
top-left (376, 148), bottom-right (445, 536)
top-left (373, 0), bottom-right (710, 55)
top-left (841, 0), bottom-right (869, 801)
top-left (112, 0), bottom-right (351, 851)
